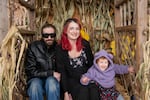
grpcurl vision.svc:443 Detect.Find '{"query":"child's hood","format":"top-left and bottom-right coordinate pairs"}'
top-left (93, 50), bottom-right (113, 70)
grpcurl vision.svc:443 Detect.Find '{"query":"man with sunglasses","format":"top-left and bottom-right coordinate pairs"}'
top-left (25, 23), bottom-right (60, 100)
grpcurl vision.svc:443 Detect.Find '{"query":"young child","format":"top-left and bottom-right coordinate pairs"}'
top-left (80, 50), bottom-right (134, 100)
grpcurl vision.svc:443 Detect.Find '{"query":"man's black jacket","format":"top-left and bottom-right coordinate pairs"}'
top-left (25, 39), bottom-right (57, 81)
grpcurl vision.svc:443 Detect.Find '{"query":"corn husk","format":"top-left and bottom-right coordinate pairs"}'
top-left (0, 26), bottom-right (26, 100)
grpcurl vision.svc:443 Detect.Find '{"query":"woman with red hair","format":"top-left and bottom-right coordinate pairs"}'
top-left (56, 18), bottom-right (100, 100)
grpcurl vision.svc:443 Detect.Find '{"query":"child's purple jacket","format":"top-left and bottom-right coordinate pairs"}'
top-left (81, 50), bottom-right (128, 88)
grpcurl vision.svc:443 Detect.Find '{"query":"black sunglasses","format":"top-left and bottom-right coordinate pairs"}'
top-left (42, 33), bottom-right (56, 38)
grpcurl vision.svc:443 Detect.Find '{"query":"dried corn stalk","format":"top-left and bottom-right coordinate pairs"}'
top-left (35, 0), bottom-right (114, 43)
top-left (35, 0), bottom-right (50, 38)
top-left (50, 0), bottom-right (75, 39)
top-left (9, 1), bottom-right (30, 30)
top-left (35, 0), bottom-right (75, 39)
top-left (117, 32), bottom-right (137, 97)
top-left (135, 15), bottom-right (150, 100)
top-left (135, 40), bottom-right (150, 100)
top-left (75, 0), bottom-right (114, 52)
top-left (0, 26), bottom-right (26, 100)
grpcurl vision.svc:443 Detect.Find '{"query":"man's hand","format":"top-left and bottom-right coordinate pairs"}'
top-left (53, 72), bottom-right (61, 81)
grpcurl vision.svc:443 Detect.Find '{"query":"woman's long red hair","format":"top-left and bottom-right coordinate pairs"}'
top-left (59, 18), bottom-right (83, 51)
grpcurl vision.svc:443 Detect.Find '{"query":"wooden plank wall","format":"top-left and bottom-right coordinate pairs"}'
top-left (0, 0), bottom-right (9, 45)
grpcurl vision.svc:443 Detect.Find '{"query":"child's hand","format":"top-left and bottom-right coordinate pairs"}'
top-left (82, 76), bottom-right (90, 84)
top-left (128, 66), bottom-right (135, 73)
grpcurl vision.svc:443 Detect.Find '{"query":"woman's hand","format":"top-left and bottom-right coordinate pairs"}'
top-left (68, 93), bottom-right (73, 100)
top-left (81, 76), bottom-right (90, 84)
top-left (64, 92), bottom-right (70, 100)
top-left (64, 92), bottom-right (72, 100)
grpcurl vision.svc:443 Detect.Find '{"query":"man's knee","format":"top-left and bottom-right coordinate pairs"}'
top-left (29, 78), bottom-right (42, 85)
top-left (28, 78), bottom-right (43, 92)
top-left (45, 76), bottom-right (59, 91)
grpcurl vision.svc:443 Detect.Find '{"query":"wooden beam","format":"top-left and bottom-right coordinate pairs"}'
top-left (19, 29), bottom-right (36, 35)
top-left (114, 7), bottom-right (122, 27)
top-left (116, 25), bottom-right (136, 31)
top-left (115, 0), bottom-right (128, 8)
top-left (136, 0), bottom-right (147, 70)
top-left (134, 1), bottom-right (148, 98)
